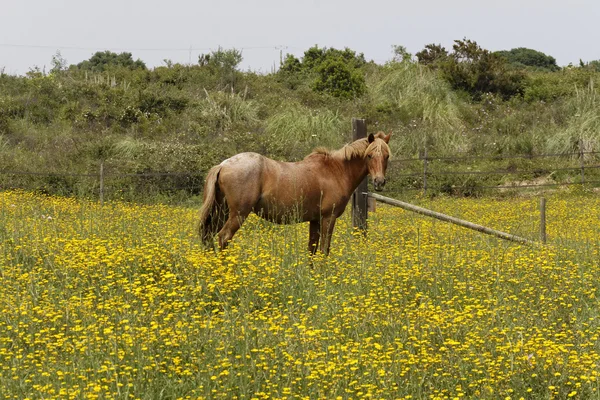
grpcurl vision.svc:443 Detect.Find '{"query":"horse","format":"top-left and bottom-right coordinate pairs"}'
top-left (198, 131), bottom-right (391, 255)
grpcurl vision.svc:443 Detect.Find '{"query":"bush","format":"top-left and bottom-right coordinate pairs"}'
top-left (279, 46), bottom-right (367, 98)
top-left (75, 51), bottom-right (147, 72)
top-left (523, 69), bottom-right (598, 102)
top-left (418, 39), bottom-right (526, 100)
top-left (495, 48), bottom-right (559, 71)
top-left (312, 58), bottom-right (366, 98)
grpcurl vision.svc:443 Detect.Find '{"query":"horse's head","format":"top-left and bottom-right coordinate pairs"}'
top-left (365, 131), bottom-right (391, 192)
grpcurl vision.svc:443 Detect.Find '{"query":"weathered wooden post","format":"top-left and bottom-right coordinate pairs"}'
top-left (351, 118), bottom-right (368, 232)
top-left (579, 139), bottom-right (585, 185)
top-left (540, 197), bottom-right (546, 244)
top-left (422, 145), bottom-right (428, 197)
top-left (99, 161), bottom-right (104, 206)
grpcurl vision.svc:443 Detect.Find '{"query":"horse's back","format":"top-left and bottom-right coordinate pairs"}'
top-left (217, 152), bottom-right (266, 194)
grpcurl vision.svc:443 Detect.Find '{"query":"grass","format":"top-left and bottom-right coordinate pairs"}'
top-left (1, 190), bottom-right (600, 399)
top-left (264, 105), bottom-right (345, 160)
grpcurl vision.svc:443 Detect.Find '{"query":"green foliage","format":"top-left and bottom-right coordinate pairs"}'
top-left (369, 61), bottom-right (467, 155)
top-left (301, 46), bottom-right (366, 70)
top-left (198, 47), bottom-right (243, 88)
top-left (419, 39), bottom-right (525, 100)
top-left (279, 46), bottom-right (367, 98)
top-left (495, 48), bottom-right (559, 71)
top-left (580, 60), bottom-right (600, 72)
top-left (75, 51), bottom-right (147, 72)
top-left (523, 68), bottom-right (597, 102)
top-left (415, 44), bottom-right (449, 66)
top-left (264, 105), bottom-right (344, 159)
top-left (280, 54), bottom-right (302, 74)
top-left (390, 45), bottom-right (412, 63)
top-left (546, 82), bottom-right (600, 154)
top-left (50, 51), bottom-right (68, 74)
top-left (197, 89), bottom-right (259, 134)
top-left (2, 42), bottom-right (600, 199)
top-left (312, 58), bottom-right (366, 98)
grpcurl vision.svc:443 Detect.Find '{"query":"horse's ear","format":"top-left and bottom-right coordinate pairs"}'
top-left (384, 132), bottom-right (392, 143)
top-left (368, 133), bottom-right (375, 143)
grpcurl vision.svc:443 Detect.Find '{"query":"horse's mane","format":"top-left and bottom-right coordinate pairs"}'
top-left (306, 135), bottom-right (390, 161)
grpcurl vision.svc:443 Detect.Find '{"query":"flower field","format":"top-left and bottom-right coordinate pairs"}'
top-left (1, 190), bottom-right (600, 399)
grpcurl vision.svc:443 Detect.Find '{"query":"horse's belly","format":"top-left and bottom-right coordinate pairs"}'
top-left (253, 198), bottom-right (312, 224)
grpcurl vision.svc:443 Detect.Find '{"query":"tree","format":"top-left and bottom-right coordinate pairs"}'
top-left (76, 51), bottom-right (146, 72)
top-left (300, 46), bottom-right (366, 70)
top-left (416, 44), bottom-right (448, 66)
top-left (198, 47), bottom-right (243, 71)
top-left (391, 45), bottom-right (413, 63)
top-left (198, 47), bottom-right (243, 88)
top-left (418, 39), bottom-right (525, 100)
top-left (50, 51), bottom-right (68, 74)
top-left (580, 60), bottom-right (600, 72)
top-left (495, 47), bottom-right (559, 71)
top-left (278, 45), bottom-right (367, 98)
top-left (312, 58), bottom-right (365, 98)
top-left (280, 54), bottom-right (302, 73)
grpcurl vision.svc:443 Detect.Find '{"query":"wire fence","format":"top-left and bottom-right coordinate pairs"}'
top-left (385, 148), bottom-right (599, 196)
top-left (1, 150), bottom-right (599, 202)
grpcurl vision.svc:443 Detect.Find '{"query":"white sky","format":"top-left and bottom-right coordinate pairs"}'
top-left (1, 0), bottom-right (599, 75)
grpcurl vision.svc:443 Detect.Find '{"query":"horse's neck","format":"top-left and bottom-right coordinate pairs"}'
top-left (341, 157), bottom-right (369, 191)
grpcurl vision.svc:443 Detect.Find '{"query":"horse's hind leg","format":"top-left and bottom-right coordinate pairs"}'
top-left (217, 205), bottom-right (251, 250)
top-left (308, 220), bottom-right (320, 254)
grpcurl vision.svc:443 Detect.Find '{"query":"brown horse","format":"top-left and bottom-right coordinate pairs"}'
top-left (199, 131), bottom-right (391, 254)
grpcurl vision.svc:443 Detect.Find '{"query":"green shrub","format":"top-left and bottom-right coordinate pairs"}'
top-left (418, 39), bottom-right (526, 100)
top-left (495, 48), bottom-right (559, 71)
top-left (312, 58), bottom-right (366, 98)
top-left (75, 51), bottom-right (147, 72)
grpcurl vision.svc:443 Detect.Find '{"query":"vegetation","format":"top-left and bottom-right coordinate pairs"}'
top-left (1, 41), bottom-right (600, 200)
top-left (2, 190), bottom-right (600, 398)
top-left (76, 50), bottom-right (147, 72)
top-left (416, 39), bottom-right (526, 100)
top-left (495, 47), bottom-right (560, 71)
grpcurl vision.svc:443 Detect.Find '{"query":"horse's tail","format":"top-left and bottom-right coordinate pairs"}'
top-left (198, 165), bottom-right (222, 243)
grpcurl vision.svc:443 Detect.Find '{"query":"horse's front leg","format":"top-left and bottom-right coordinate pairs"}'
top-left (308, 220), bottom-right (320, 254)
top-left (319, 216), bottom-right (337, 256)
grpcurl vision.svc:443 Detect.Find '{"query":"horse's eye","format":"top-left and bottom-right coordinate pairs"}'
top-left (368, 154), bottom-right (373, 159)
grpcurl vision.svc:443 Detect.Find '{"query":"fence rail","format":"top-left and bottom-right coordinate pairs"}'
top-left (391, 150), bottom-right (600, 163)
top-left (1, 148), bottom-right (600, 201)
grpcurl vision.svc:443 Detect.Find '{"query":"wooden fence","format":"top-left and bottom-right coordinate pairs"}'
top-left (351, 118), bottom-right (547, 245)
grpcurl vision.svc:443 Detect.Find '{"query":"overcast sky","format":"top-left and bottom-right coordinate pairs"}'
top-left (1, 0), bottom-right (599, 75)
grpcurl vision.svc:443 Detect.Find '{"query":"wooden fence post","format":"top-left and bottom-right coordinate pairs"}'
top-left (100, 161), bottom-right (104, 206)
top-left (422, 145), bottom-right (428, 196)
top-left (540, 197), bottom-right (546, 244)
top-left (579, 139), bottom-right (585, 185)
top-left (351, 118), bottom-right (368, 232)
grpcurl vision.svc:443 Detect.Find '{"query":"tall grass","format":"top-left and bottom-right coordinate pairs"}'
top-left (198, 88), bottom-right (259, 134)
top-left (264, 104), bottom-right (345, 159)
top-left (369, 62), bottom-right (468, 155)
top-left (546, 81), bottom-right (600, 156)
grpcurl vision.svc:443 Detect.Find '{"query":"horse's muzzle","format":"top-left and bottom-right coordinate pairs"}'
top-left (373, 178), bottom-right (386, 192)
